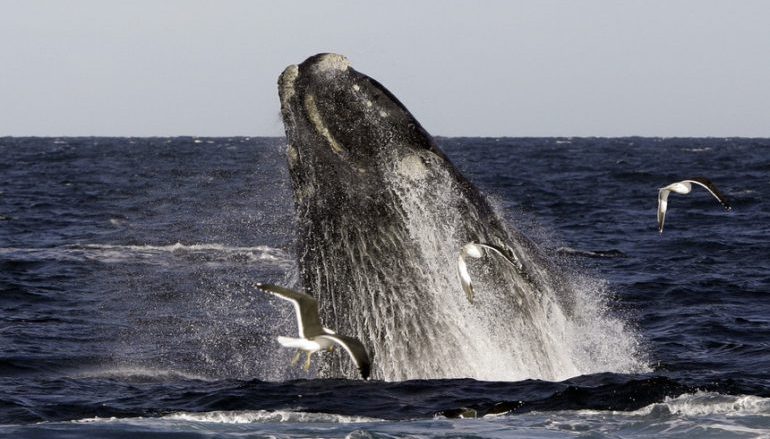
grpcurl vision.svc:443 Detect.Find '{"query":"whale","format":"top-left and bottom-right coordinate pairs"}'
top-left (276, 53), bottom-right (641, 381)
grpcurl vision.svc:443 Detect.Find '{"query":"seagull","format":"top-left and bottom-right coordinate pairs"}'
top-left (256, 283), bottom-right (371, 380)
top-left (657, 178), bottom-right (732, 233)
top-left (457, 242), bottom-right (523, 303)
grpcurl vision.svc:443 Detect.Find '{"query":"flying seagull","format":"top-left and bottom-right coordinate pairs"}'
top-left (657, 178), bottom-right (732, 233)
top-left (256, 283), bottom-right (371, 380)
top-left (457, 242), bottom-right (523, 303)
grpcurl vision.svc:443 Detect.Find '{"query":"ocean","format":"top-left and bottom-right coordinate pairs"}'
top-left (1, 136), bottom-right (769, 438)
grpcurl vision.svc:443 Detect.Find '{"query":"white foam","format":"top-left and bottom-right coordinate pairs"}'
top-left (163, 410), bottom-right (381, 424)
top-left (55, 395), bottom-right (770, 437)
top-left (70, 366), bottom-right (212, 381)
top-left (526, 392), bottom-right (770, 421)
top-left (0, 243), bottom-right (292, 266)
top-left (71, 416), bottom-right (123, 424)
top-left (509, 392), bottom-right (770, 438)
top-left (632, 392), bottom-right (770, 417)
top-left (71, 410), bottom-right (381, 425)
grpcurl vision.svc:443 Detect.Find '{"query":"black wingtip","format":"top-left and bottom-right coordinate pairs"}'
top-left (693, 177), bottom-right (732, 211)
top-left (359, 348), bottom-right (372, 380)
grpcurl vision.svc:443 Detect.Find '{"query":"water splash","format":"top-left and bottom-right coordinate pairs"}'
top-left (314, 146), bottom-right (650, 381)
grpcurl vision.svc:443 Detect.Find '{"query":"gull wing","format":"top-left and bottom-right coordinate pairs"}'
top-left (686, 178), bottom-right (732, 211)
top-left (316, 334), bottom-right (371, 380)
top-left (256, 283), bottom-right (325, 338)
top-left (457, 250), bottom-right (475, 303)
top-left (474, 243), bottom-right (522, 271)
top-left (657, 187), bottom-right (671, 233)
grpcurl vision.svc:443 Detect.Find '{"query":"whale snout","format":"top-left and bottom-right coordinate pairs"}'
top-left (279, 53), bottom-right (442, 179)
top-left (278, 54), bottom-right (354, 133)
top-left (303, 53), bottom-right (351, 74)
top-left (278, 54), bottom-right (350, 104)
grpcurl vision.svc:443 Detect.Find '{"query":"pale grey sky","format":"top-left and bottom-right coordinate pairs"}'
top-left (1, 0), bottom-right (769, 137)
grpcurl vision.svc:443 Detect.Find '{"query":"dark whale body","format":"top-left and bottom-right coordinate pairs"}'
top-left (277, 53), bottom-right (641, 381)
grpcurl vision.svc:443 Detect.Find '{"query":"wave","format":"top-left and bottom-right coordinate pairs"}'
top-left (516, 392), bottom-right (770, 438)
top-left (9, 389), bottom-right (767, 438)
top-left (630, 391), bottom-right (770, 418)
top-left (514, 391), bottom-right (770, 419)
top-left (69, 366), bottom-right (213, 382)
top-left (556, 247), bottom-right (627, 259)
top-left (60, 394), bottom-right (769, 438)
top-left (163, 410), bottom-right (382, 424)
top-left (71, 410), bottom-right (382, 425)
top-left (0, 243), bottom-right (292, 266)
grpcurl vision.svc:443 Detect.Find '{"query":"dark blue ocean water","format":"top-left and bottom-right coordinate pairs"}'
top-left (1, 136), bottom-right (769, 437)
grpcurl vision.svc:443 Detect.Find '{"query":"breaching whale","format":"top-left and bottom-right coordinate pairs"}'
top-left (277, 53), bottom-right (644, 381)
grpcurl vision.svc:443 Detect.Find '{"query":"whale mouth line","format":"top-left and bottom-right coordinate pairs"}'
top-left (303, 93), bottom-right (347, 157)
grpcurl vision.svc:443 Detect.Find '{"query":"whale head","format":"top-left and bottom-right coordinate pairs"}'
top-left (278, 53), bottom-right (451, 209)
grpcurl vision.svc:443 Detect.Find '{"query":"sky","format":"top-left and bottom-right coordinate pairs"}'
top-left (1, 0), bottom-right (769, 137)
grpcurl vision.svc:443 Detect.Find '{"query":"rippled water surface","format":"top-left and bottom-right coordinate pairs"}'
top-left (1, 137), bottom-right (769, 437)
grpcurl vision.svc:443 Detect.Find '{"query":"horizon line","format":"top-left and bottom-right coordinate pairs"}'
top-left (2, 134), bottom-right (769, 140)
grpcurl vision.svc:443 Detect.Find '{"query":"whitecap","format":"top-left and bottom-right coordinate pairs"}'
top-left (69, 366), bottom-right (212, 381)
top-left (633, 391), bottom-right (770, 417)
top-left (70, 410), bottom-right (382, 425)
top-left (163, 410), bottom-right (382, 424)
top-left (531, 392), bottom-right (770, 420)
top-left (477, 392), bottom-right (770, 438)
top-left (0, 243), bottom-right (292, 266)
